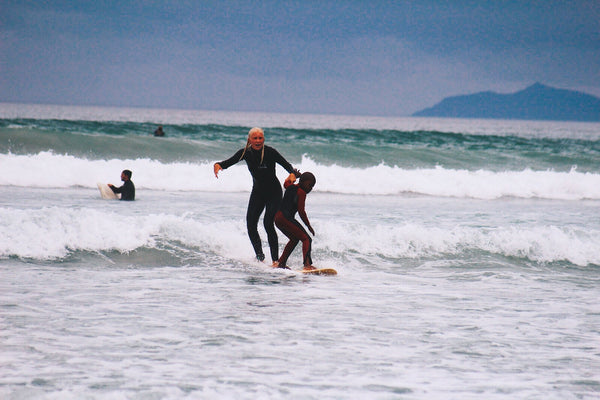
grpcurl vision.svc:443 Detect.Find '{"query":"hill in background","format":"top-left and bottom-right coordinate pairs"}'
top-left (413, 83), bottom-right (600, 121)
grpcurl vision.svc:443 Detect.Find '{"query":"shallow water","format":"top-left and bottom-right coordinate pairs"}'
top-left (1, 105), bottom-right (599, 398)
top-left (1, 187), bottom-right (599, 399)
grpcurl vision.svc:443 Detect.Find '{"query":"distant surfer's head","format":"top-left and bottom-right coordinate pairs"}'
top-left (299, 172), bottom-right (316, 193)
top-left (247, 127), bottom-right (265, 151)
top-left (122, 169), bottom-right (132, 180)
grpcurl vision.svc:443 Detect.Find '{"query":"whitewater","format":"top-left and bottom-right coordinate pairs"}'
top-left (1, 103), bottom-right (599, 399)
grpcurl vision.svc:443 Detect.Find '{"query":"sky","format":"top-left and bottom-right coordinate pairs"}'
top-left (1, 0), bottom-right (599, 116)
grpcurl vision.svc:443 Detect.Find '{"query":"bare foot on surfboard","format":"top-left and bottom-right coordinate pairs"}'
top-left (271, 261), bottom-right (290, 270)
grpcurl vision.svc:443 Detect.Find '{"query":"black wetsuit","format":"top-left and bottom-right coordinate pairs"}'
top-left (110, 180), bottom-right (135, 201)
top-left (218, 145), bottom-right (294, 261)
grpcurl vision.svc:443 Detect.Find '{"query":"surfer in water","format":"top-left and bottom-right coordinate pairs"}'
top-left (108, 169), bottom-right (135, 201)
top-left (214, 127), bottom-right (299, 264)
top-left (274, 172), bottom-right (316, 271)
top-left (153, 126), bottom-right (165, 136)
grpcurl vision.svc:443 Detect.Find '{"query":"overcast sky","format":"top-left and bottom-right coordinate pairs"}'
top-left (1, 0), bottom-right (599, 116)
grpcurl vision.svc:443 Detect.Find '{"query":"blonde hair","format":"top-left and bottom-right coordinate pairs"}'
top-left (239, 127), bottom-right (265, 164)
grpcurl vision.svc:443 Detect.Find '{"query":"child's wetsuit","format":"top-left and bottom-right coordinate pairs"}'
top-left (274, 182), bottom-right (313, 267)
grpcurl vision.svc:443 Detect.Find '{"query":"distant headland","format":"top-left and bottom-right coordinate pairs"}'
top-left (413, 83), bottom-right (600, 122)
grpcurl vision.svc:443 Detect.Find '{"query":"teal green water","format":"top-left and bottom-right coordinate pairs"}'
top-left (2, 118), bottom-right (600, 171)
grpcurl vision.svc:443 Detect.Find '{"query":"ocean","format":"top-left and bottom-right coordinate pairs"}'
top-left (1, 103), bottom-right (599, 399)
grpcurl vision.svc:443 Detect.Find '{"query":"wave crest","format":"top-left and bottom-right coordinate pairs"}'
top-left (1, 206), bottom-right (598, 267)
top-left (1, 152), bottom-right (599, 200)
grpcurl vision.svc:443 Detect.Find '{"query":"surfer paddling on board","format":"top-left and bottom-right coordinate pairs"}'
top-left (214, 127), bottom-right (299, 265)
top-left (274, 172), bottom-right (317, 271)
top-left (108, 169), bottom-right (135, 201)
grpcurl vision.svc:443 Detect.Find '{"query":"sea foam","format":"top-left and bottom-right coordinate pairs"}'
top-left (2, 206), bottom-right (599, 266)
top-left (2, 152), bottom-right (600, 200)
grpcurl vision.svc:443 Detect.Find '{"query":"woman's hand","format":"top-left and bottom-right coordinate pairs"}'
top-left (284, 172), bottom-right (296, 186)
top-left (213, 163), bottom-right (222, 178)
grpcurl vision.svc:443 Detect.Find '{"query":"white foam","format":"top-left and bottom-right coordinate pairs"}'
top-left (1, 206), bottom-right (598, 266)
top-left (2, 152), bottom-right (599, 200)
top-left (319, 222), bottom-right (600, 266)
top-left (0, 206), bottom-right (248, 261)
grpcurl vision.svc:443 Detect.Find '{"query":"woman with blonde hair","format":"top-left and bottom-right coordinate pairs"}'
top-left (214, 127), bottom-right (298, 264)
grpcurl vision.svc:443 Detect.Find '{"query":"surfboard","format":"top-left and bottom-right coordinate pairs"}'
top-left (97, 182), bottom-right (119, 200)
top-left (301, 268), bottom-right (337, 276)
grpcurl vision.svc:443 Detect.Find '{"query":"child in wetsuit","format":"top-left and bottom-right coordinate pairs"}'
top-left (274, 172), bottom-right (316, 271)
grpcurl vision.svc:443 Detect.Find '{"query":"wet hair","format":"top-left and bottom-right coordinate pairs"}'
top-left (299, 172), bottom-right (316, 185)
top-left (122, 169), bottom-right (132, 179)
top-left (248, 127), bottom-right (263, 136)
top-left (239, 127), bottom-right (265, 164)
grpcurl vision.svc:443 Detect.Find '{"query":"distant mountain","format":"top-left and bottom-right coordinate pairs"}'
top-left (413, 83), bottom-right (600, 121)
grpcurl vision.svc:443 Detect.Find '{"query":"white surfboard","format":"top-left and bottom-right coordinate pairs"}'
top-left (97, 182), bottom-right (119, 200)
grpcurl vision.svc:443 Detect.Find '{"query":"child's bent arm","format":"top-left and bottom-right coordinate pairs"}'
top-left (297, 189), bottom-right (314, 234)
